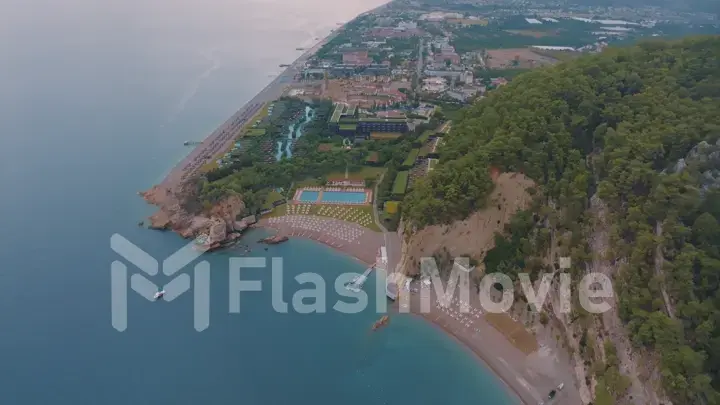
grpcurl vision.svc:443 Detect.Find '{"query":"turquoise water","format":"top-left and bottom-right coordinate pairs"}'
top-left (0, 0), bottom-right (517, 404)
top-left (277, 106), bottom-right (314, 160)
top-left (298, 190), bottom-right (321, 202)
top-left (276, 124), bottom-right (293, 161)
top-left (322, 190), bottom-right (367, 204)
top-left (297, 190), bottom-right (368, 203)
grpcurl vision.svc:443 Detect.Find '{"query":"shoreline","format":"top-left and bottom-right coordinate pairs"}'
top-left (257, 217), bottom-right (381, 266)
top-left (256, 224), bottom-right (374, 267)
top-left (154, 0), bottom-right (394, 190)
top-left (141, 1), bottom-right (550, 403)
top-left (257, 219), bottom-right (531, 404)
top-left (258, 219), bottom-right (538, 405)
top-left (140, 0), bottom-right (394, 235)
top-left (414, 312), bottom-right (530, 405)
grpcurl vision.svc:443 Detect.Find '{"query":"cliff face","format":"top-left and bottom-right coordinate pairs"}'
top-left (140, 183), bottom-right (245, 242)
top-left (400, 172), bottom-right (535, 276)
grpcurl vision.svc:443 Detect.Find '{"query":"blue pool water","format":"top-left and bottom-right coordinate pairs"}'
top-left (322, 191), bottom-right (366, 204)
top-left (298, 190), bottom-right (320, 202)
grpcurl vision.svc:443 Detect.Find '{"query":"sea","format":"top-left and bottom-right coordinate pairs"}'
top-left (0, 0), bottom-right (516, 403)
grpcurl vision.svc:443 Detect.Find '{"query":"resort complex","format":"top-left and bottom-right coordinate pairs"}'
top-left (328, 103), bottom-right (409, 137)
top-left (138, 2), bottom-right (720, 405)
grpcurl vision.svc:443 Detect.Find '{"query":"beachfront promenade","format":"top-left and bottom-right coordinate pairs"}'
top-left (158, 0), bottom-right (395, 189)
top-left (161, 38), bottom-right (331, 189)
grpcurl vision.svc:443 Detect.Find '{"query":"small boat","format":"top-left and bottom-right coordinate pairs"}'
top-left (153, 290), bottom-right (165, 301)
top-left (345, 279), bottom-right (362, 293)
top-left (259, 235), bottom-right (289, 245)
top-left (386, 280), bottom-right (398, 301)
top-left (371, 315), bottom-right (389, 331)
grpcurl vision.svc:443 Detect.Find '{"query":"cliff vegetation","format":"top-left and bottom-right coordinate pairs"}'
top-left (402, 36), bottom-right (720, 404)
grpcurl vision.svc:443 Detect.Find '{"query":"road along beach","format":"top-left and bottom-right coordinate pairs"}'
top-left (140, 1), bottom-right (394, 229)
top-left (154, 1), bottom-right (394, 192)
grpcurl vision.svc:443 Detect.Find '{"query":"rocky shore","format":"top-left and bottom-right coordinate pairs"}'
top-left (140, 183), bottom-right (248, 249)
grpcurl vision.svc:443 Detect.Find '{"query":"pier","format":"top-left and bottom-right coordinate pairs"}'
top-left (346, 266), bottom-right (374, 292)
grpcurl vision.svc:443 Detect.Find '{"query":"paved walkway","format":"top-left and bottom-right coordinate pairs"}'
top-left (372, 171), bottom-right (401, 273)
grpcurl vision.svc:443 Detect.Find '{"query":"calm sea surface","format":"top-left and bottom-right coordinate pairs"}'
top-left (0, 0), bottom-right (515, 403)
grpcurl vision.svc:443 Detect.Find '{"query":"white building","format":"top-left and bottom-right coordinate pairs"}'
top-left (531, 45), bottom-right (576, 51)
top-left (422, 77), bottom-right (448, 93)
top-left (397, 21), bottom-right (417, 30)
top-left (420, 12), bottom-right (462, 21)
top-left (424, 69), bottom-right (463, 78)
top-left (432, 38), bottom-right (451, 49)
top-left (595, 19), bottom-right (639, 26)
top-left (363, 40), bottom-right (386, 48)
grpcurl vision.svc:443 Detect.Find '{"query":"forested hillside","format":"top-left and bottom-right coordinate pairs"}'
top-left (403, 36), bottom-right (720, 404)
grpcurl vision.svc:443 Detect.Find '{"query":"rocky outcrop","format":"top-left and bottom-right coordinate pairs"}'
top-left (671, 139), bottom-right (720, 191)
top-left (140, 182), bottom-right (246, 244)
top-left (234, 215), bottom-right (257, 232)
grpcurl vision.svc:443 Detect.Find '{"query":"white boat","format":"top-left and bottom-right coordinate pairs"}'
top-left (153, 290), bottom-right (165, 301)
top-left (346, 285), bottom-right (362, 293)
top-left (386, 281), bottom-right (398, 301)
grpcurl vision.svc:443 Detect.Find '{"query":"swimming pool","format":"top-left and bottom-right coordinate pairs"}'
top-left (321, 191), bottom-right (366, 204)
top-left (297, 190), bottom-right (320, 202)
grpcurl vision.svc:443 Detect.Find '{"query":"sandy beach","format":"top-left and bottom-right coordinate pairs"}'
top-left (144, 1), bottom-right (580, 402)
top-left (259, 215), bottom-right (383, 266)
top-left (156, 1), bottom-right (394, 192)
top-left (258, 207), bottom-right (579, 405)
top-left (398, 286), bottom-right (581, 405)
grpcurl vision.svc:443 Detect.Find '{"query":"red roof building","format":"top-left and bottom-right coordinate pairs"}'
top-left (343, 51), bottom-right (372, 66)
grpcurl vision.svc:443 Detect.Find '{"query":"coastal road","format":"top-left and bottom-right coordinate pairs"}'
top-left (413, 38), bottom-right (424, 90)
top-left (156, 1), bottom-right (397, 190)
top-left (417, 38), bottom-right (424, 77)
